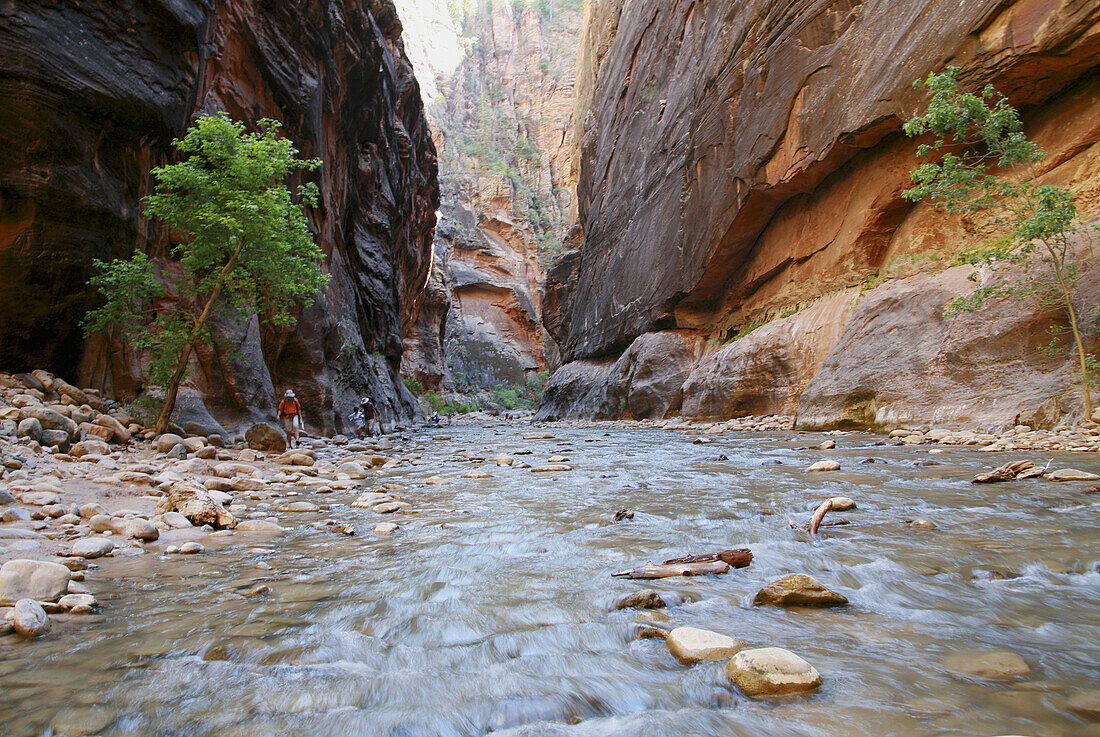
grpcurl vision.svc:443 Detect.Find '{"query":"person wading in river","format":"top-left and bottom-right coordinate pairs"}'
top-left (277, 389), bottom-right (303, 448)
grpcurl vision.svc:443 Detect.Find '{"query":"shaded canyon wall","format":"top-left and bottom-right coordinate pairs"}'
top-left (0, 0), bottom-right (438, 436)
top-left (539, 0), bottom-right (1100, 429)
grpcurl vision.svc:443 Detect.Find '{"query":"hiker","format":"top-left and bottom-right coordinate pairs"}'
top-left (429, 411), bottom-right (440, 427)
top-left (350, 397), bottom-right (377, 439)
top-left (277, 389), bottom-right (302, 448)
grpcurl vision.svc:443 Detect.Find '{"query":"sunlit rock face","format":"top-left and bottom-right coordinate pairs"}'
top-left (396, 0), bottom-right (582, 395)
top-left (540, 0), bottom-right (1100, 427)
top-left (0, 0), bottom-right (438, 433)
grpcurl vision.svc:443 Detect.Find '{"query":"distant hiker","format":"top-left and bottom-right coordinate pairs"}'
top-left (350, 397), bottom-right (377, 438)
top-left (277, 389), bottom-right (302, 448)
top-left (429, 411), bottom-right (440, 427)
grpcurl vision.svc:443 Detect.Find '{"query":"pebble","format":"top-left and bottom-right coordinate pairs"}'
top-left (665, 626), bottom-right (745, 665)
top-left (13, 598), bottom-right (51, 637)
top-left (727, 647), bottom-right (822, 697)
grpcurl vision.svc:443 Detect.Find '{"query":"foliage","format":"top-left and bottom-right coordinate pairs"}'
top-left (402, 377), bottom-right (425, 396)
top-left (84, 113), bottom-right (329, 430)
top-left (903, 67), bottom-right (1094, 415)
top-left (725, 319), bottom-right (769, 343)
top-left (423, 390), bottom-right (478, 414)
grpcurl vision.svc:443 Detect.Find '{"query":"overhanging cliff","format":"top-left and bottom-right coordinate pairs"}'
top-left (0, 0), bottom-right (438, 434)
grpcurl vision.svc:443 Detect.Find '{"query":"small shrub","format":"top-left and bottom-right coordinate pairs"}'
top-left (402, 377), bottom-right (424, 396)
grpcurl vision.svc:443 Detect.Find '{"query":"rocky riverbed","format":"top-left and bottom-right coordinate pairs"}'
top-left (2, 374), bottom-right (1100, 735)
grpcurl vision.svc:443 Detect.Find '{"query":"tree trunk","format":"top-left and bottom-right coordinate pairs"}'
top-left (1049, 245), bottom-right (1093, 419)
top-left (152, 242), bottom-right (245, 435)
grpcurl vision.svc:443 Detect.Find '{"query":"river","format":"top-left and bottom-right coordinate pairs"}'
top-left (3, 425), bottom-right (1099, 736)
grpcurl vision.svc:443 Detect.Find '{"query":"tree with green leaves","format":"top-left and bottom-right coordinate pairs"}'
top-left (84, 113), bottom-right (330, 433)
top-left (903, 67), bottom-right (1094, 418)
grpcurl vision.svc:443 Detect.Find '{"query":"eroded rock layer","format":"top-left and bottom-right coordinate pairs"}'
top-left (0, 0), bottom-right (438, 435)
top-left (541, 0), bottom-right (1100, 429)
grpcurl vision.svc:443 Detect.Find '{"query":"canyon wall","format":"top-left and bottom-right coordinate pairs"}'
top-left (0, 0), bottom-right (438, 436)
top-left (539, 0), bottom-right (1100, 429)
top-left (396, 0), bottom-right (583, 400)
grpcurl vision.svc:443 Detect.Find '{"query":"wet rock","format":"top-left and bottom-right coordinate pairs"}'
top-left (461, 470), bottom-right (492, 479)
top-left (828, 496), bottom-right (856, 511)
top-left (337, 461), bottom-right (368, 479)
top-left (58, 593), bottom-right (98, 613)
top-left (531, 464), bottom-right (572, 473)
top-left (1067, 690), bottom-right (1100, 721)
top-left (819, 439), bottom-right (836, 449)
top-left (727, 647), bottom-right (823, 697)
top-left (13, 598), bottom-right (51, 637)
top-left (373, 501), bottom-right (411, 514)
top-left (276, 501), bottom-right (319, 513)
top-left (0, 559), bottom-right (72, 604)
top-left (753, 574), bottom-right (848, 608)
top-left (665, 626), bottom-right (745, 665)
top-left (71, 536), bottom-right (115, 559)
top-left (631, 624), bottom-right (670, 641)
top-left (805, 460), bottom-right (840, 472)
top-left (246, 423), bottom-right (286, 452)
top-left (615, 589), bottom-right (665, 610)
top-left (373, 522), bottom-right (399, 534)
top-left (50, 706), bottom-right (114, 736)
top-left (235, 520), bottom-right (285, 532)
top-left (155, 482), bottom-right (237, 529)
top-left (943, 650), bottom-right (1030, 680)
top-left (179, 541), bottom-right (204, 555)
top-left (351, 492), bottom-right (394, 508)
top-left (1046, 469), bottom-right (1100, 481)
top-left (490, 454), bottom-right (514, 466)
top-left (910, 518), bottom-right (937, 530)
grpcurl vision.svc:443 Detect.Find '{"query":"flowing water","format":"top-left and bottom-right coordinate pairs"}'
top-left (3, 425), bottom-right (1099, 737)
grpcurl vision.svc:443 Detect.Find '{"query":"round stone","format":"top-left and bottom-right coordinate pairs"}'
top-left (943, 650), bottom-right (1030, 680)
top-left (71, 536), bottom-right (115, 559)
top-left (13, 598), bottom-right (51, 637)
top-left (666, 626), bottom-right (745, 665)
top-left (727, 647), bottom-right (822, 697)
top-left (179, 541), bottom-right (205, 555)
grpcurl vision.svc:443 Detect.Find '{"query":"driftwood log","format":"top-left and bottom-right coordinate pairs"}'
top-left (612, 549), bottom-right (752, 578)
top-left (787, 498), bottom-right (854, 537)
top-left (972, 460), bottom-right (1033, 483)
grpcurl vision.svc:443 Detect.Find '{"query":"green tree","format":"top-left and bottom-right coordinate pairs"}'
top-left (903, 67), bottom-right (1094, 418)
top-left (84, 113), bottom-right (330, 433)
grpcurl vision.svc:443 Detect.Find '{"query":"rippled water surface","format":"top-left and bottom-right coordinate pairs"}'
top-left (3, 425), bottom-right (1100, 736)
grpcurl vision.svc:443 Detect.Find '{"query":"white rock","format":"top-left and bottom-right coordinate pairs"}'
top-left (1045, 469), bottom-right (1100, 482)
top-left (179, 541), bottom-right (204, 554)
top-left (827, 496), bottom-right (856, 511)
top-left (805, 460), bottom-right (840, 472)
top-left (727, 647), bottom-right (822, 697)
top-left (0, 559), bottom-right (72, 605)
top-left (58, 593), bottom-right (98, 613)
top-left (665, 626), bottom-right (744, 665)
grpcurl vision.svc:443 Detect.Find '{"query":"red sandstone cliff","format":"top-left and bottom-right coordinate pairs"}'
top-left (0, 0), bottom-right (438, 435)
top-left (539, 0), bottom-right (1100, 428)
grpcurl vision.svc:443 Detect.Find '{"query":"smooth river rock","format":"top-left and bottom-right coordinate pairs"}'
top-left (616, 589), bottom-right (665, 610)
top-left (0, 559), bottom-right (72, 605)
top-left (943, 650), bottom-right (1031, 680)
top-left (71, 536), bottom-right (115, 559)
top-left (13, 598), bottom-right (51, 637)
top-left (727, 647), bottom-right (823, 697)
top-left (665, 627), bottom-right (745, 665)
top-left (753, 574), bottom-right (848, 608)
top-left (805, 460), bottom-right (840, 472)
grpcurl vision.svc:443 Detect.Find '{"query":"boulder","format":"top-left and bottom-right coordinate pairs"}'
top-left (41, 429), bottom-right (71, 452)
top-left (155, 433), bottom-right (185, 454)
top-left (727, 647), bottom-right (823, 697)
top-left (337, 461), bottom-right (368, 479)
top-left (246, 422), bottom-right (286, 452)
top-left (665, 627), bottom-right (745, 665)
top-left (16, 417), bottom-right (42, 443)
top-left (615, 589), bottom-right (665, 610)
top-left (25, 407), bottom-right (77, 438)
top-left (93, 414), bottom-right (131, 443)
top-left (0, 559), bottom-right (72, 605)
top-left (71, 536), bottom-right (115, 559)
top-left (753, 574), bottom-right (848, 607)
top-left (13, 598), bottom-right (51, 637)
top-left (125, 518), bottom-right (160, 541)
top-left (943, 650), bottom-right (1030, 680)
top-left (71, 438), bottom-right (110, 457)
top-left (155, 482), bottom-right (237, 529)
top-left (235, 520), bottom-right (284, 532)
